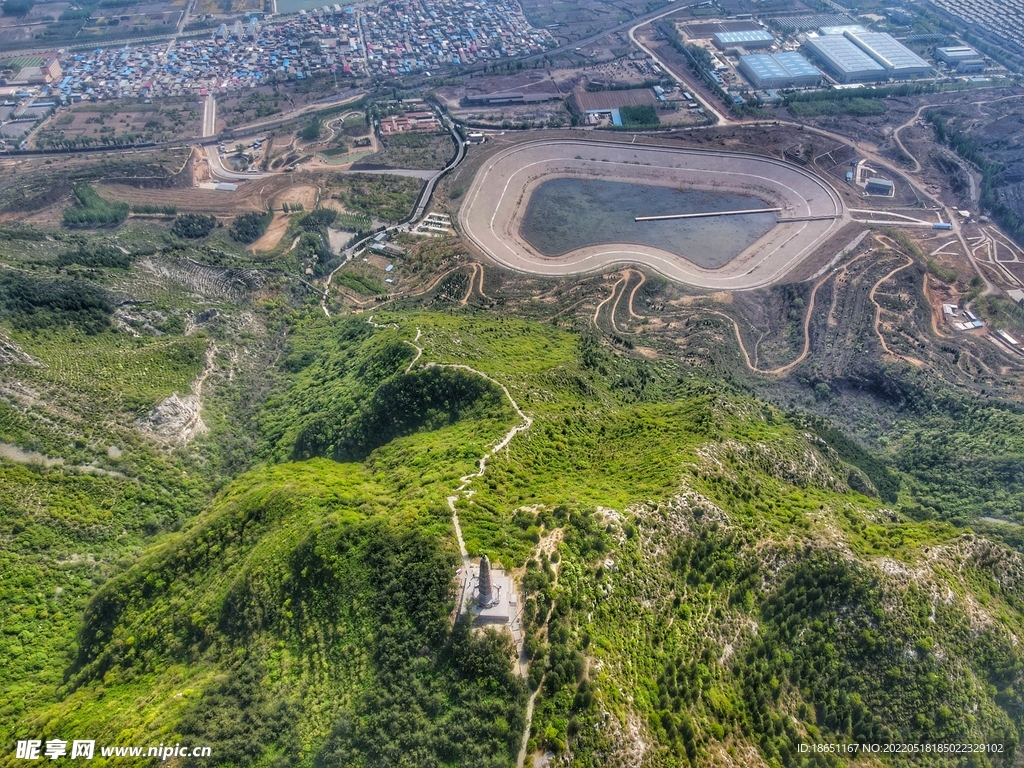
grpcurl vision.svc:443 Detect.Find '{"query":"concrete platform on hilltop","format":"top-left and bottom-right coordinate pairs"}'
top-left (457, 558), bottom-right (517, 626)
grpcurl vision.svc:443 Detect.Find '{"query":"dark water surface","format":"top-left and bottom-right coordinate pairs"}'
top-left (520, 178), bottom-right (776, 268)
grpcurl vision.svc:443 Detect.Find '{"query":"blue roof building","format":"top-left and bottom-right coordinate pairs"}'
top-left (739, 52), bottom-right (822, 88)
top-left (713, 29), bottom-right (775, 49)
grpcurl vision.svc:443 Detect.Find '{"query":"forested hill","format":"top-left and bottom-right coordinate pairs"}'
top-left (6, 309), bottom-right (1024, 767)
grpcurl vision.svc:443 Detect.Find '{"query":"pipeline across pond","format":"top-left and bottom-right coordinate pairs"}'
top-left (635, 207), bottom-right (783, 222)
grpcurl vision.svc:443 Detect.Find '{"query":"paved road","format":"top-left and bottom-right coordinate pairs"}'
top-left (460, 138), bottom-right (847, 290)
top-left (627, 7), bottom-right (731, 125)
top-left (202, 90), bottom-right (366, 144)
top-left (340, 111), bottom-right (466, 259)
top-left (411, 113), bottom-right (465, 221)
top-left (202, 94), bottom-right (216, 138)
top-left (205, 146), bottom-right (269, 180)
top-left (456, 0), bottom-right (704, 76)
top-left (203, 98), bottom-right (461, 198)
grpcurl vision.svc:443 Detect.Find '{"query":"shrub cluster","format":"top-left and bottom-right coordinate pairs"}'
top-left (171, 214), bottom-right (217, 239)
top-left (229, 210), bottom-right (273, 244)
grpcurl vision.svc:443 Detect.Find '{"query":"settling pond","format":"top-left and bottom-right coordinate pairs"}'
top-left (520, 178), bottom-right (776, 269)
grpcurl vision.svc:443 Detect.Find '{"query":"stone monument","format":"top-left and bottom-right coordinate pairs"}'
top-left (477, 554), bottom-right (494, 607)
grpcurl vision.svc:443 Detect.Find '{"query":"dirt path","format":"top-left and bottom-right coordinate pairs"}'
top-left (515, 535), bottom-right (562, 768)
top-left (608, 268), bottom-right (648, 334)
top-left (459, 265), bottom-right (476, 306)
top-left (477, 263), bottom-right (488, 299)
top-left (891, 104), bottom-right (943, 174)
top-left (709, 270), bottom-right (829, 376)
top-left (404, 326), bottom-right (424, 373)
top-left (397, 326), bottom-right (534, 575)
top-left (323, 265), bottom-right (468, 316)
top-left (870, 251), bottom-right (920, 364)
top-left (779, 119), bottom-right (993, 295)
top-left (594, 272), bottom-right (627, 328)
top-left (320, 256), bottom-right (349, 317)
top-left (398, 326), bottom-right (537, 726)
top-left (628, 9), bottom-right (731, 125)
top-left (625, 269), bottom-right (647, 320)
top-left (517, 689), bottom-right (541, 768)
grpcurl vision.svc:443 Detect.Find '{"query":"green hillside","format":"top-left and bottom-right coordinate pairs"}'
top-left (4, 303), bottom-right (1024, 767)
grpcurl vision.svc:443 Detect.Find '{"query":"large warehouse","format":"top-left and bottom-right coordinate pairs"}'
top-left (805, 34), bottom-right (886, 82)
top-left (738, 52), bottom-right (822, 88)
top-left (712, 29), bottom-right (776, 49)
top-left (854, 32), bottom-right (932, 78)
top-left (805, 31), bottom-right (931, 81)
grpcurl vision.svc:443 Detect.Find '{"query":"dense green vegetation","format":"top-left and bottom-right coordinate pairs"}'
top-left (320, 145), bottom-right (350, 158)
top-left (171, 213), bottom-right (217, 239)
top-left (787, 82), bottom-right (953, 109)
top-left (789, 97), bottom-right (886, 118)
top-left (926, 110), bottom-right (1024, 247)
top-left (295, 365), bottom-right (510, 460)
top-left (55, 460), bottom-right (525, 768)
top-left (62, 184), bottom-right (129, 228)
top-left (299, 117), bottom-right (323, 141)
top-left (891, 394), bottom-right (1024, 525)
top-left (0, 235), bottom-right (216, 752)
top-left (618, 104), bottom-right (660, 126)
top-left (0, 271), bottom-right (113, 334)
top-left (130, 204), bottom-right (177, 216)
top-left (296, 232), bottom-right (333, 276)
top-left (1, 0), bottom-right (34, 14)
top-left (4, 227), bottom-right (1024, 768)
top-left (331, 175), bottom-right (422, 222)
top-left (230, 210), bottom-right (274, 244)
top-left (0, 224), bottom-right (47, 242)
top-left (296, 208), bottom-right (337, 232)
top-left (56, 242), bottom-right (132, 270)
top-left (336, 212), bottom-right (373, 232)
top-left (796, 413), bottom-right (901, 502)
top-left (333, 270), bottom-right (386, 295)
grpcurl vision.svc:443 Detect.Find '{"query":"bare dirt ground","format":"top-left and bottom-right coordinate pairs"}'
top-left (98, 174), bottom-right (317, 217)
top-left (33, 99), bottom-right (203, 148)
top-left (272, 184), bottom-right (320, 210)
top-left (437, 70), bottom-right (573, 106)
top-left (249, 186), bottom-right (319, 252)
top-left (251, 213), bottom-right (292, 253)
top-left (319, 198), bottom-right (350, 214)
top-left (99, 183), bottom-right (264, 216)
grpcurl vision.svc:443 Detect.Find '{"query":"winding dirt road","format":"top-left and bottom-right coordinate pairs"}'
top-left (709, 268), bottom-right (829, 376)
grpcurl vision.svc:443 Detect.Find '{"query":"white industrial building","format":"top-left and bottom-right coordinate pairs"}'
top-left (804, 34), bottom-right (887, 82)
top-left (935, 45), bottom-right (986, 72)
top-left (935, 45), bottom-right (980, 63)
top-left (805, 31), bottom-right (931, 82)
top-left (855, 32), bottom-right (933, 78)
top-left (738, 52), bottom-right (823, 88)
top-left (712, 29), bottom-right (776, 49)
